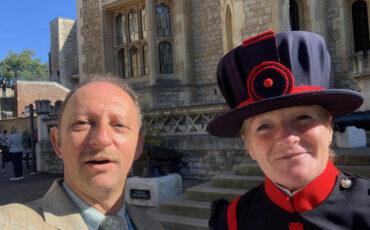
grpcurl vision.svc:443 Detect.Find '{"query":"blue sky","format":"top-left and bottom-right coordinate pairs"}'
top-left (0, 0), bottom-right (76, 64)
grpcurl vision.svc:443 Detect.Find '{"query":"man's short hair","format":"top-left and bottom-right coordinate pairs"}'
top-left (57, 74), bottom-right (142, 129)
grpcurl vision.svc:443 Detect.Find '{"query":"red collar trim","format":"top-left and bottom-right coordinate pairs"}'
top-left (264, 160), bottom-right (339, 213)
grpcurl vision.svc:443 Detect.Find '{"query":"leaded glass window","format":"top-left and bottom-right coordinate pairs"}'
top-left (141, 6), bottom-right (148, 39)
top-left (142, 43), bottom-right (149, 75)
top-left (159, 41), bottom-right (173, 73)
top-left (118, 49), bottom-right (125, 78)
top-left (352, 0), bottom-right (370, 54)
top-left (289, 0), bottom-right (300, 31)
top-left (129, 9), bottom-right (139, 42)
top-left (130, 47), bottom-right (140, 77)
top-left (116, 14), bottom-right (123, 45)
top-left (156, 3), bottom-right (171, 37)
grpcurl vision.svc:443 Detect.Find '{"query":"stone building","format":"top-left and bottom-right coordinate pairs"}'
top-left (49, 17), bottom-right (79, 89)
top-left (69, 0), bottom-right (370, 179)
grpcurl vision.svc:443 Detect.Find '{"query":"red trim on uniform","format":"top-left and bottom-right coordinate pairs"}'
top-left (264, 160), bottom-right (339, 213)
top-left (289, 222), bottom-right (304, 230)
top-left (227, 196), bottom-right (241, 230)
top-left (236, 86), bottom-right (325, 109)
top-left (263, 78), bottom-right (274, 88)
top-left (242, 31), bottom-right (275, 47)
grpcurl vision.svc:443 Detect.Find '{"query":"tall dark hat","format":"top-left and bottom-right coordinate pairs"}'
top-left (207, 31), bottom-right (363, 137)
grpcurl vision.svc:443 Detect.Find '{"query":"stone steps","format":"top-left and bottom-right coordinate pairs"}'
top-left (149, 209), bottom-right (209, 230)
top-left (185, 182), bottom-right (246, 202)
top-left (152, 147), bottom-right (370, 229)
top-left (211, 172), bottom-right (264, 189)
top-left (159, 195), bottom-right (211, 219)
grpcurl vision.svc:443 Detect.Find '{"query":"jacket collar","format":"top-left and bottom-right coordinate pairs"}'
top-left (42, 178), bottom-right (88, 230)
top-left (264, 160), bottom-right (339, 213)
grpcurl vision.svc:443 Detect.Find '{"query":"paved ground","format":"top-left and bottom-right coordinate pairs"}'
top-left (0, 159), bottom-right (205, 206)
top-left (0, 160), bottom-right (62, 205)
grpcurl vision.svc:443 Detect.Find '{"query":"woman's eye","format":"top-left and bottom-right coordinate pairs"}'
top-left (297, 114), bottom-right (312, 121)
top-left (256, 124), bottom-right (269, 132)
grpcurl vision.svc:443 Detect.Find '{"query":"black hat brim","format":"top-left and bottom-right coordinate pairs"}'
top-left (207, 89), bottom-right (363, 137)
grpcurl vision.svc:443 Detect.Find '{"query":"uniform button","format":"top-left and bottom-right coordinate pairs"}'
top-left (340, 178), bottom-right (352, 189)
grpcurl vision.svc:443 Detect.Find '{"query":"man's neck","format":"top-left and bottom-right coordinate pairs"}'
top-left (65, 180), bottom-right (125, 214)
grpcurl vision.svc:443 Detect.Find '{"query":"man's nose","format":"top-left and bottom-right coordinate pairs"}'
top-left (89, 123), bottom-right (113, 148)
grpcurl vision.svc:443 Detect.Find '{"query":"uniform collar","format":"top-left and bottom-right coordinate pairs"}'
top-left (264, 160), bottom-right (339, 213)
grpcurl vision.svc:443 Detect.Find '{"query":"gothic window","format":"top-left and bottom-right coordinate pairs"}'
top-left (142, 43), bottom-right (150, 75)
top-left (352, 0), bottom-right (370, 53)
top-left (141, 6), bottom-right (148, 39)
top-left (114, 2), bottom-right (149, 78)
top-left (129, 9), bottom-right (139, 42)
top-left (116, 14), bottom-right (125, 45)
top-left (159, 41), bottom-right (173, 73)
top-left (225, 5), bottom-right (233, 51)
top-left (118, 49), bottom-right (125, 78)
top-left (289, 0), bottom-right (300, 31)
top-left (130, 47), bottom-right (140, 77)
top-left (156, 3), bottom-right (171, 37)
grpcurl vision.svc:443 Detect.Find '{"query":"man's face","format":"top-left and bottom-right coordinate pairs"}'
top-left (51, 82), bottom-right (143, 199)
top-left (242, 105), bottom-right (333, 191)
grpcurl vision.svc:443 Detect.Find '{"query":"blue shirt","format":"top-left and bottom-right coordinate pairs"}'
top-left (62, 181), bottom-right (135, 230)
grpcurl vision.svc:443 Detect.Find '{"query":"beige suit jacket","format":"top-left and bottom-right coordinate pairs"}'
top-left (0, 178), bottom-right (164, 230)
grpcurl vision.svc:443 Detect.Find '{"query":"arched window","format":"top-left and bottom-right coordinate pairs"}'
top-left (142, 43), bottom-right (149, 75)
top-left (225, 5), bottom-right (233, 51)
top-left (156, 3), bottom-right (171, 37)
top-left (352, 0), bottom-right (370, 54)
top-left (129, 9), bottom-right (139, 42)
top-left (116, 14), bottom-right (126, 45)
top-left (141, 6), bottom-right (148, 39)
top-left (159, 41), bottom-right (173, 73)
top-left (130, 47), bottom-right (140, 77)
top-left (118, 49), bottom-right (125, 78)
top-left (289, 0), bottom-right (300, 31)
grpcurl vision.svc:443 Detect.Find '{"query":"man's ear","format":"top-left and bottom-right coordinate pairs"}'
top-left (50, 127), bottom-right (63, 159)
top-left (134, 132), bottom-right (145, 161)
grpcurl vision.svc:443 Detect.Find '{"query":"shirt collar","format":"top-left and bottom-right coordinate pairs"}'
top-left (62, 181), bottom-right (128, 230)
top-left (264, 160), bottom-right (339, 213)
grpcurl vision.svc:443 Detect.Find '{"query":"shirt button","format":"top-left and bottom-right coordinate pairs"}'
top-left (340, 178), bottom-right (352, 189)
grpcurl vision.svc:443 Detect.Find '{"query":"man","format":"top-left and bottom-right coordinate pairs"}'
top-left (0, 75), bottom-right (164, 230)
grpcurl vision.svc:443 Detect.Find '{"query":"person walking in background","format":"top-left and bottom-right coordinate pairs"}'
top-left (1, 130), bottom-right (9, 168)
top-left (2, 80), bottom-right (6, 97)
top-left (8, 127), bottom-right (24, 180)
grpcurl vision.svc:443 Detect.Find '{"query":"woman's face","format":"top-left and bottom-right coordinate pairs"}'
top-left (241, 105), bottom-right (333, 191)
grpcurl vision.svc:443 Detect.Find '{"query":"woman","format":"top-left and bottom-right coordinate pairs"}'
top-left (207, 31), bottom-right (370, 229)
top-left (8, 127), bottom-right (24, 180)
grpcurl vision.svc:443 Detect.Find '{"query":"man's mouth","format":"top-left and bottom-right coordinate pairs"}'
top-left (86, 160), bottom-right (112, 164)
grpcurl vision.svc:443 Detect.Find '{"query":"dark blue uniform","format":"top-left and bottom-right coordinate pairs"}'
top-left (209, 161), bottom-right (370, 230)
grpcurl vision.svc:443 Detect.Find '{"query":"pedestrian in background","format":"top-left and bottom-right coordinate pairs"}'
top-left (1, 130), bottom-right (9, 168)
top-left (8, 127), bottom-right (24, 180)
top-left (2, 80), bottom-right (6, 97)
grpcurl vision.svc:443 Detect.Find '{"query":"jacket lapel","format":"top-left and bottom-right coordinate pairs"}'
top-left (43, 178), bottom-right (88, 230)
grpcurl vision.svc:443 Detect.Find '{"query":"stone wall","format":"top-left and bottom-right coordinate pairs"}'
top-left (50, 17), bottom-right (79, 89)
top-left (241, 0), bottom-right (274, 38)
top-left (0, 116), bottom-right (37, 134)
top-left (15, 81), bottom-right (69, 117)
top-left (37, 140), bottom-right (63, 173)
top-left (188, 0), bottom-right (224, 85)
top-left (0, 97), bottom-right (15, 119)
top-left (78, 0), bottom-right (105, 80)
top-left (165, 135), bottom-right (247, 179)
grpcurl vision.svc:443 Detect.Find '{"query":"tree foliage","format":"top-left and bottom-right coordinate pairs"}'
top-left (0, 50), bottom-right (49, 81)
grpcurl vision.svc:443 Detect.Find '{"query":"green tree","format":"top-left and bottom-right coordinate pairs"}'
top-left (0, 49), bottom-right (49, 82)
